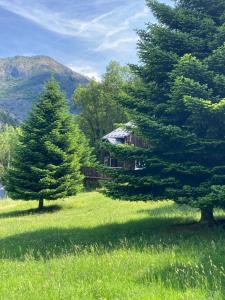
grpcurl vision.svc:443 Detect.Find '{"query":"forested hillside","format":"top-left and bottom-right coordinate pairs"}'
top-left (0, 55), bottom-right (89, 121)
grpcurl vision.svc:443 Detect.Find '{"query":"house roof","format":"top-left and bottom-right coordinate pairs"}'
top-left (102, 122), bottom-right (135, 145)
top-left (102, 127), bottom-right (130, 140)
top-left (102, 122), bottom-right (134, 144)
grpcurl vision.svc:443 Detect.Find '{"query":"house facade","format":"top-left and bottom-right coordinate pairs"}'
top-left (82, 123), bottom-right (147, 185)
top-left (102, 123), bottom-right (147, 170)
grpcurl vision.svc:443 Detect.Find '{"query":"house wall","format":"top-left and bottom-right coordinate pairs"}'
top-left (101, 133), bottom-right (147, 170)
top-left (125, 134), bottom-right (147, 148)
top-left (82, 133), bottom-right (147, 184)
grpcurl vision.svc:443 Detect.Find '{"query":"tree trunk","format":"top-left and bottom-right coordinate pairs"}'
top-left (200, 207), bottom-right (215, 224)
top-left (38, 199), bottom-right (44, 211)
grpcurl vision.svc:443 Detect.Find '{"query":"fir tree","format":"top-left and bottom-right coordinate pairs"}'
top-left (3, 80), bottom-right (88, 210)
top-left (104, 0), bottom-right (225, 223)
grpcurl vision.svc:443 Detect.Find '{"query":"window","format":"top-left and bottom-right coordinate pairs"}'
top-left (135, 160), bottom-right (146, 170)
top-left (104, 156), bottom-right (110, 166)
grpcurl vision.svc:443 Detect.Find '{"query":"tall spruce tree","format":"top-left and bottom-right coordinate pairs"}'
top-left (3, 80), bottom-right (87, 210)
top-left (103, 0), bottom-right (225, 223)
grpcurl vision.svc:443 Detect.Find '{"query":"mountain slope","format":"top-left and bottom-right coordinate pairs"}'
top-left (0, 55), bottom-right (89, 121)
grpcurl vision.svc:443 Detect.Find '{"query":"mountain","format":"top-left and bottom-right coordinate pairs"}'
top-left (0, 109), bottom-right (17, 126)
top-left (0, 55), bottom-right (89, 121)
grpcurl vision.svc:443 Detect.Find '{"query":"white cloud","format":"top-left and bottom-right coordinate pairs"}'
top-left (68, 64), bottom-right (102, 82)
top-left (95, 37), bottom-right (138, 52)
top-left (96, 7), bottom-right (148, 52)
top-left (106, 8), bottom-right (149, 38)
top-left (0, 0), bottom-right (111, 37)
top-left (0, 0), bottom-right (149, 53)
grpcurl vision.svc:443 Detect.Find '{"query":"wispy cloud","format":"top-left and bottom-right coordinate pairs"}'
top-left (0, 0), bottom-right (111, 37)
top-left (95, 37), bottom-right (138, 52)
top-left (0, 0), bottom-right (149, 53)
top-left (106, 8), bottom-right (149, 38)
top-left (68, 61), bottom-right (101, 82)
top-left (0, 0), bottom-right (173, 78)
top-left (96, 7), bottom-right (148, 52)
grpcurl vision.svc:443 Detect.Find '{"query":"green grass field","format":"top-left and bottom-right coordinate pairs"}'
top-left (0, 192), bottom-right (225, 300)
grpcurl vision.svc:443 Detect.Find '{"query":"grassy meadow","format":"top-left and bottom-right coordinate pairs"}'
top-left (0, 192), bottom-right (225, 299)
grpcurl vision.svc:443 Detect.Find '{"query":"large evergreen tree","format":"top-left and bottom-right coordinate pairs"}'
top-left (104, 0), bottom-right (225, 223)
top-left (3, 80), bottom-right (89, 210)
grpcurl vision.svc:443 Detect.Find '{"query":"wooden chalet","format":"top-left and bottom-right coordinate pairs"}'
top-left (82, 122), bottom-right (147, 185)
top-left (101, 122), bottom-right (146, 171)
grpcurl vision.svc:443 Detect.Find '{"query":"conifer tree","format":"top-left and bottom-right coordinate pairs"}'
top-left (3, 80), bottom-right (88, 210)
top-left (104, 0), bottom-right (225, 223)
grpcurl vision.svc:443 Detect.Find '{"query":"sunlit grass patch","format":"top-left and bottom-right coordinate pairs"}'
top-left (0, 192), bottom-right (225, 299)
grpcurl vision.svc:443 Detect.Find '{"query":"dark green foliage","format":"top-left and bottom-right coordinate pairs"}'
top-left (3, 80), bottom-right (89, 209)
top-left (104, 0), bottom-right (225, 222)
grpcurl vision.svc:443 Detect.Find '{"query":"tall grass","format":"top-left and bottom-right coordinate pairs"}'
top-left (0, 192), bottom-right (225, 299)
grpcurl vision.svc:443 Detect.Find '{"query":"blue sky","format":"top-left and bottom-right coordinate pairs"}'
top-left (0, 0), bottom-right (171, 80)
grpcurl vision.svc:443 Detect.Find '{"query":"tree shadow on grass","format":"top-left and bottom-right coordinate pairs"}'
top-left (137, 204), bottom-right (198, 217)
top-left (0, 205), bottom-right (62, 219)
top-left (0, 214), bottom-right (224, 261)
